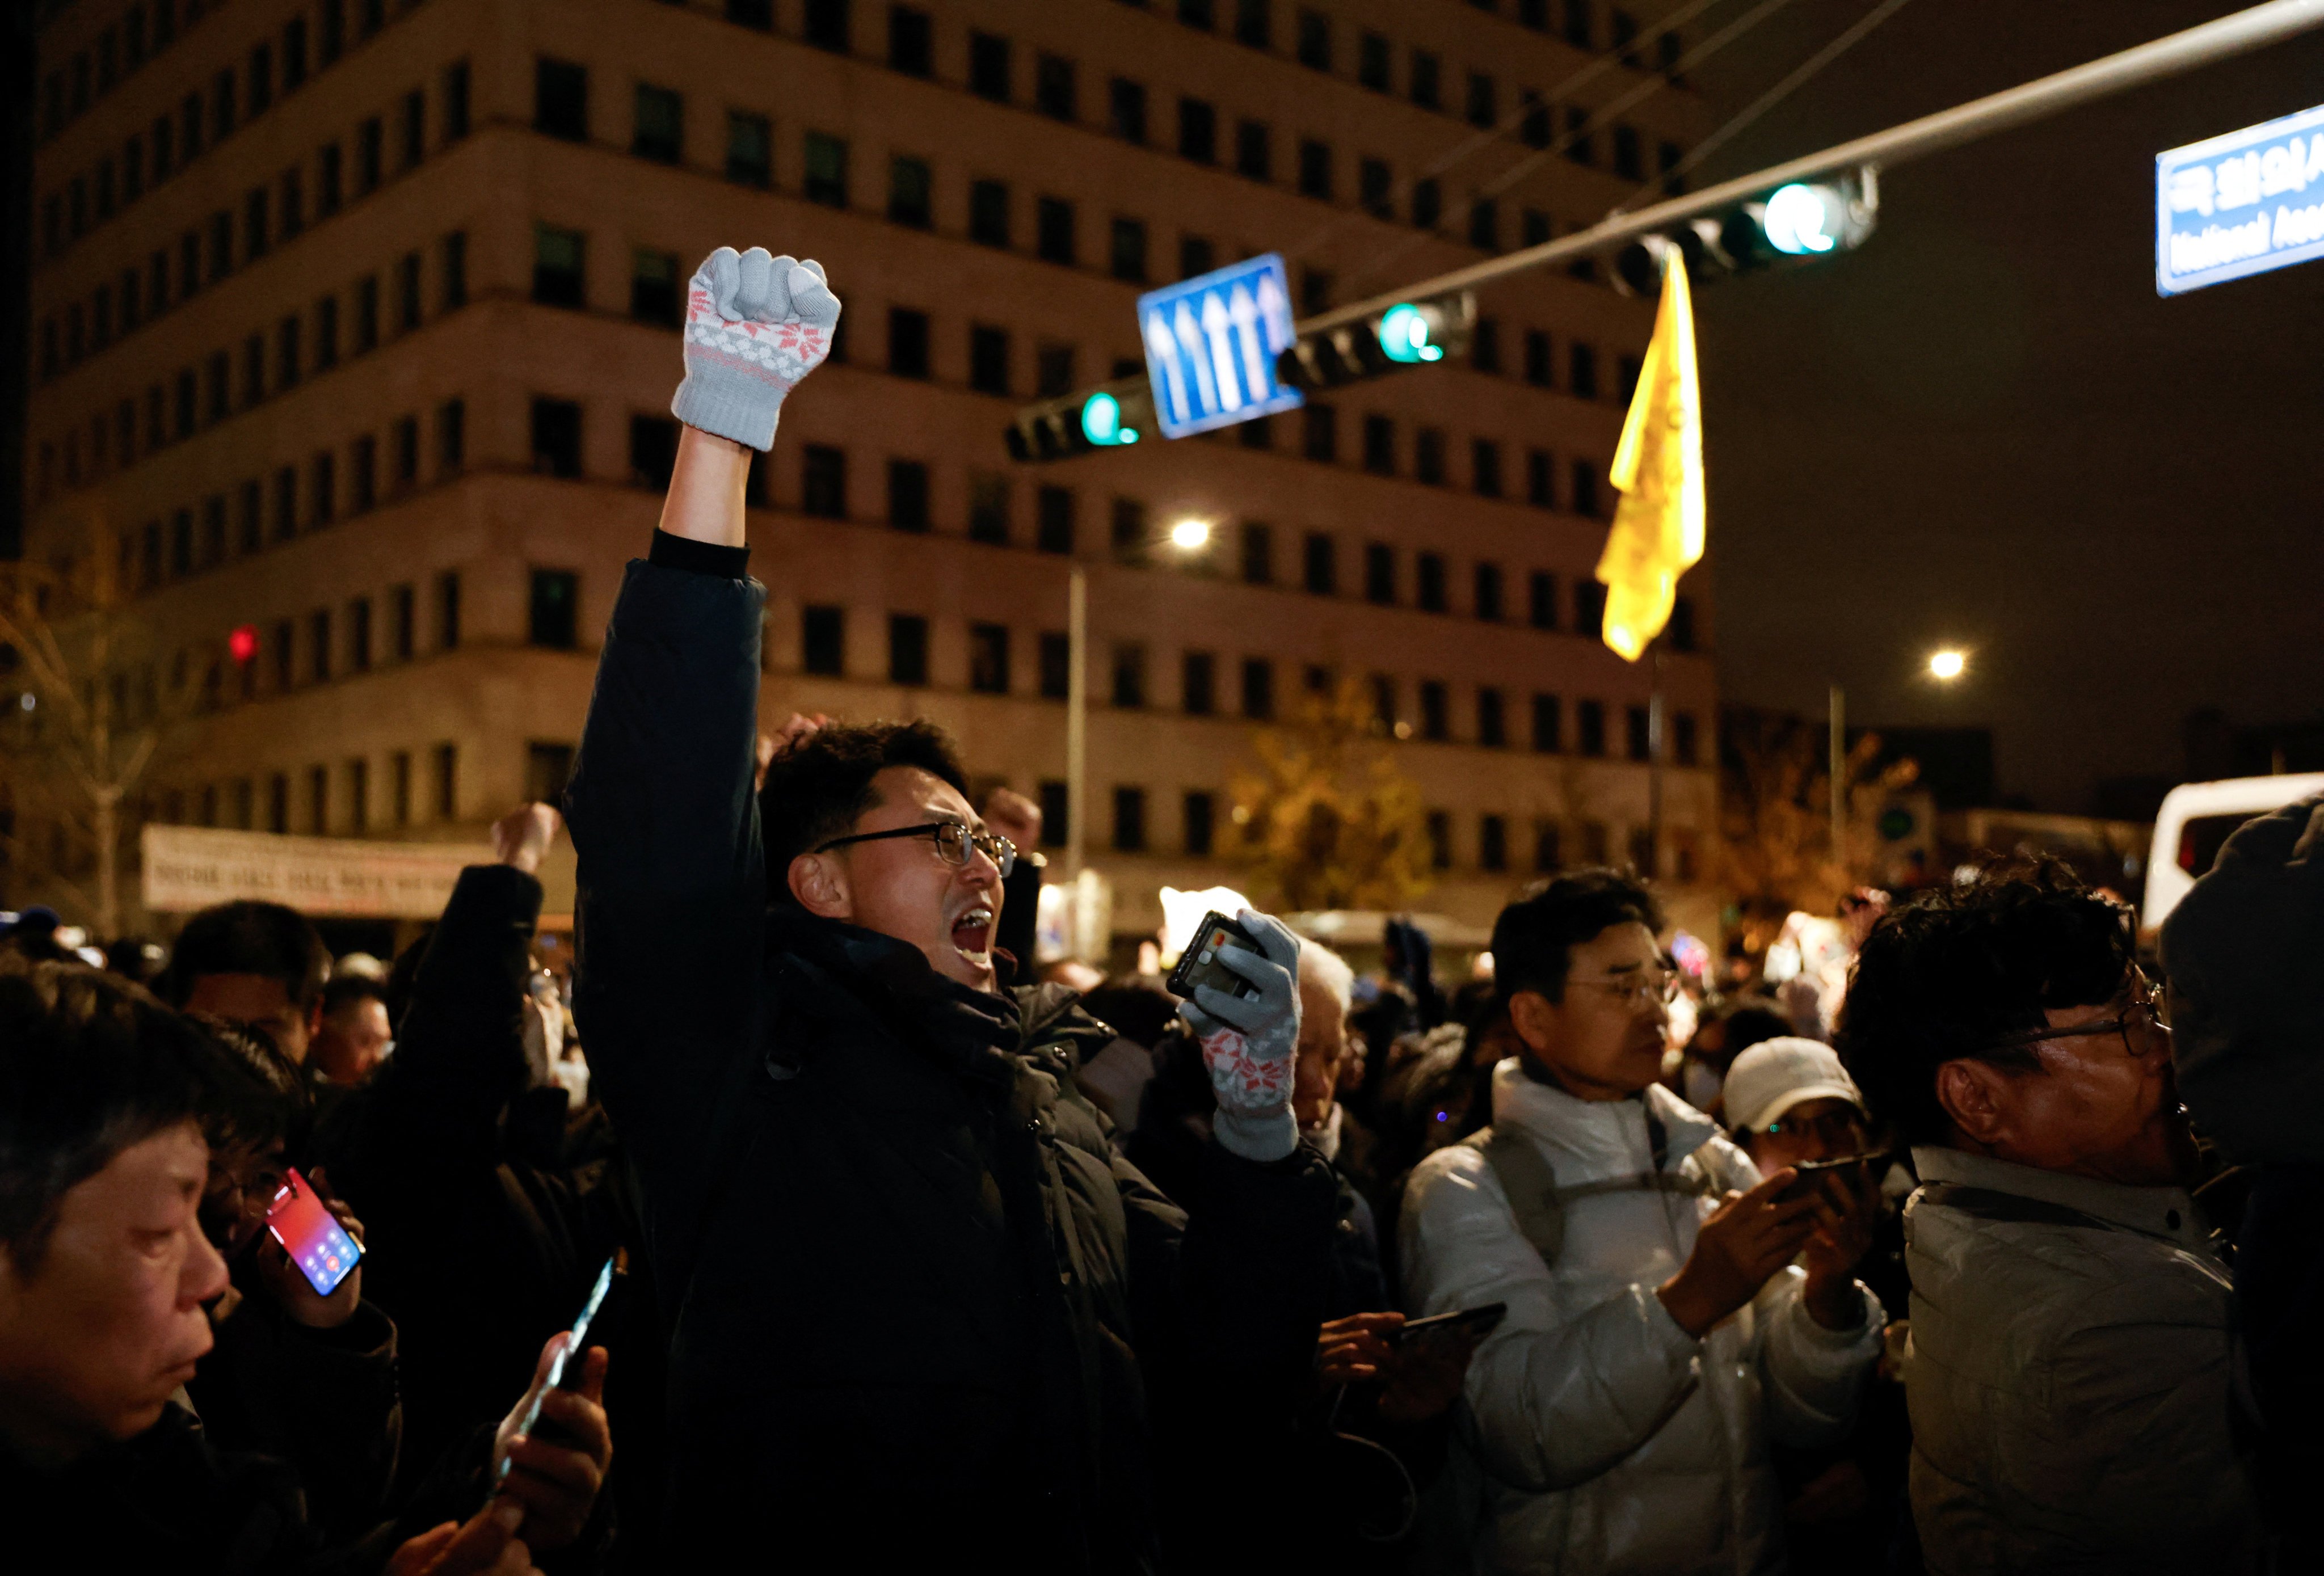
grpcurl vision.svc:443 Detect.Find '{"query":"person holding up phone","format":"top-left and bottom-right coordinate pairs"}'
top-left (180, 1018), bottom-right (404, 1541)
top-left (1721, 1037), bottom-right (1915, 1573)
top-left (1399, 871), bottom-right (1885, 1575)
top-left (564, 244), bottom-right (1341, 1571)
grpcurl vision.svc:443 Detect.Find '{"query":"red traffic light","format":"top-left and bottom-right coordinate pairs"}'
top-left (228, 625), bottom-right (258, 665)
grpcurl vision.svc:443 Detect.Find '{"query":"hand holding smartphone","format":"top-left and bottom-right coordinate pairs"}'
top-left (266, 1167), bottom-right (364, 1300)
top-left (1166, 911), bottom-right (1265, 1003)
top-left (497, 1254), bottom-right (619, 1485)
top-left (1391, 1301), bottom-right (1508, 1349)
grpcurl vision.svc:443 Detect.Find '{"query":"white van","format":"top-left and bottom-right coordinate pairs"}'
top-left (2142, 772), bottom-right (2324, 934)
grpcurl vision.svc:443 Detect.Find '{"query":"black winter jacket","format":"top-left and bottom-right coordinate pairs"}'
top-left (183, 1281), bottom-right (401, 1541)
top-left (565, 542), bottom-right (1340, 1571)
top-left (318, 864), bottom-right (625, 1494)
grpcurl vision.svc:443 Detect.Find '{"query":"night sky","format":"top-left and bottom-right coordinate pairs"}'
top-left (1679, 0), bottom-right (2323, 812)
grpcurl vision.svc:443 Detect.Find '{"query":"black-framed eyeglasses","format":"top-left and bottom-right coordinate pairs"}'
top-left (1569, 967), bottom-right (1681, 1010)
top-left (813, 820), bottom-right (1016, 878)
top-left (1984, 974), bottom-right (2170, 1058)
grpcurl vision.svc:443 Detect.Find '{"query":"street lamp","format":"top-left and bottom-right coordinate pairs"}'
top-left (1829, 647), bottom-right (1973, 868)
top-left (1064, 515), bottom-right (1216, 896)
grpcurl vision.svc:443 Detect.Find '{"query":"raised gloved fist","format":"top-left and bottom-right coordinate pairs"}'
top-left (670, 246), bottom-right (843, 451)
top-left (1179, 909), bottom-right (1303, 1163)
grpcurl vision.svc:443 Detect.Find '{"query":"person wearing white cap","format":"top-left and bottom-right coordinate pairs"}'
top-left (1723, 1037), bottom-right (1873, 1179)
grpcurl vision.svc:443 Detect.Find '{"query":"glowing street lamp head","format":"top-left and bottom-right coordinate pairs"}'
top-left (1928, 649), bottom-right (1967, 681)
top-left (1168, 517), bottom-right (1212, 551)
top-left (1763, 183), bottom-right (1838, 255)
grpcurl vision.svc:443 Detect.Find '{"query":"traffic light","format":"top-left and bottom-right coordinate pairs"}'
top-left (1614, 170), bottom-right (1878, 295)
top-left (1273, 290), bottom-right (1478, 391)
top-left (1004, 375), bottom-right (1159, 462)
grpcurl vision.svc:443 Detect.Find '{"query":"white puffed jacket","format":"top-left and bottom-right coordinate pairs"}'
top-left (1400, 1060), bottom-right (1884, 1575)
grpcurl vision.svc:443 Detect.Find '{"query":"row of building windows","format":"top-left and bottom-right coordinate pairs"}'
top-left (37, 54), bottom-right (468, 383)
top-left (39, 0), bottom-right (458, 268)
top-left (103, 394), bottom-right (463, 622)
top-left (529, 396), bottom-right (1668, 633)
top-left (532, 46), bottom-right (1670, 284)
top-left (791, 603), bottom-right (1700, 759)
top-left (37, 0), bottom-right (220, 141)
top-left (36, 230), bottom-right (467, 504)
top-left (532, 163), bottom-right (1636, 403)
top-left (680, 0), bottom-right (1685, 171)
top-left (155, 743), bottom-right (464, 839)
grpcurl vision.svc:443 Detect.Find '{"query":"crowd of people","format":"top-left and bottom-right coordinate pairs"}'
top-left (2, 244), bottom-right (2313, 1574)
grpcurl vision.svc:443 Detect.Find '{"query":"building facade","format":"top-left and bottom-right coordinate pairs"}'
top-left (24, 0), bottom-right (1720, 947)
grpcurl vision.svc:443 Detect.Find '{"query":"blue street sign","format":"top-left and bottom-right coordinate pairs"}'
top-left (1137, 252), bottom-right (1304, 439)
top-left (2157, 103), bottom-right (2324, 295)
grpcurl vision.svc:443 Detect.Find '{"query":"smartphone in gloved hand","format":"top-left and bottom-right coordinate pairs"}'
top-left (1167, 911), bottom-right (1265, 1003)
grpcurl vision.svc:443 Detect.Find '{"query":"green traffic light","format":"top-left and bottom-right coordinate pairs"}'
top-left (1079, 390), bottom-right (1140, 445)
top-left (1763, 183), bottom-right (1838, 254)
top-left (1376, 303), bottom-right (1443, 363)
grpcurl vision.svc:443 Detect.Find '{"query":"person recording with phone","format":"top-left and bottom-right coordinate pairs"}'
top-left (1400, 871), bottom-right (1885, 1575)
top-left (563, 244), bottom-right (1340, 1571)
top-left (1722, 1038), bottom-right (1913, 1575)
top-left (176, 1015), bottom-right (403, 1541)
top-left (0, 956), bottom-right (612, 1576)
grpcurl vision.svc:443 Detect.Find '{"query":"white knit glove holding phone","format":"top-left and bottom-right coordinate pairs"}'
top-left (1179, 909), bottom-right (1303, 1163)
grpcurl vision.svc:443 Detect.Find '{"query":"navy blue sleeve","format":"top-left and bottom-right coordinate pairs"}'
top-left (564, 557), bottom-right (768, 1201)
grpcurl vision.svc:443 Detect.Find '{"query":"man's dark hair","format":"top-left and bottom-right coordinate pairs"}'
top-left (759, 720), bottom-right (971, 903)
top-left (0, 958), bottom-right (213, 1272)
top-left (1489, 868), bottom-right (1666, 1007)
top-left (159, 900), bottom-right (331, 1012)
top-left (1835, 857), bottom-right (2134, 1145)
top-left (319, 973), bottom-right (388, 1021)
top-left (182, 1014), bottom-right (310, 1162)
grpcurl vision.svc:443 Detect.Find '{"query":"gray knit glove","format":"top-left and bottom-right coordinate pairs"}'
top-left (670, 246), bottom-right (842, 451)
top-left (1179, 909), bottom-right (1303, 1163)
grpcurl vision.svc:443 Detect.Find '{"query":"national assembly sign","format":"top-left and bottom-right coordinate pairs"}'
top-left (2158, 103), bottom-right (2324, 295)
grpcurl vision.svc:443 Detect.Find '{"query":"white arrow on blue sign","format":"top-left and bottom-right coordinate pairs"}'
top-left (1137, 252), bottom-right (1306, 440)
top-left (2158, 102), bottom-right (2324, 295)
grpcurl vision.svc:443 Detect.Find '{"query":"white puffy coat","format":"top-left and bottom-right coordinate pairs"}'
top-left (1400, 1061), bottom-right (1884, 1576)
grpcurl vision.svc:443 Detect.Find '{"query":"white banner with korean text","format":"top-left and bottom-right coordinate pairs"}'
top-left (142, 826), bottom-right (481, 918)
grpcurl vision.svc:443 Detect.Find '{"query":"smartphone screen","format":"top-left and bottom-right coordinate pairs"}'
top-left (499, 1254), bottom-right (618, 1483)
top-left (266, 1168), bottom-right (362, 1299)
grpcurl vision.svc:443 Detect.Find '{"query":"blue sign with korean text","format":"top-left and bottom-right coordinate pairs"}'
top-left (1138, 253), bottom-right (1304, 439)
top-left (2157, 103), bottom-right (2324, 295)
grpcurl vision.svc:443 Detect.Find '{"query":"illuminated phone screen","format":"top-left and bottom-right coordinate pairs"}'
top-left (266, 1168), bottom-right (361, 1299)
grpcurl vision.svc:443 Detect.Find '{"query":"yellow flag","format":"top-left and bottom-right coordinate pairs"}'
top-left (1595, 254), bottom-right (1705, 663)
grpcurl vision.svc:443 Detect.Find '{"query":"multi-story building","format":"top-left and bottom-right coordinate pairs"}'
top-left (24, 0), bottom-right (1720, 954)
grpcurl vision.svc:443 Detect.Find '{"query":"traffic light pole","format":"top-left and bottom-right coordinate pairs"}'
top-left (1067, 562), bottom-right (1088, 887)
top-left (1296, 0), bottom-right (2324, 340)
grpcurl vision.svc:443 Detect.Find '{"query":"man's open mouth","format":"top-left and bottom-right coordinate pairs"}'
top-left (950, 905), bottom-right (995, 964)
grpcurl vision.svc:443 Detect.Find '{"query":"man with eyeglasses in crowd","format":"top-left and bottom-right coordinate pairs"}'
top-left (1837, 858), bottom-right (2267, 1575)
top-left (563, 245), bottom-right (1339, 1570)
top-left (1401, 870), bottom-right (1885, 1573)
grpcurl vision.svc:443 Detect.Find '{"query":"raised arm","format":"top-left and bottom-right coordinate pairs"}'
top-left (361, 804), bottom-right (556, 1175)
top-left (565, 246), bottom-right (840, 1162)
